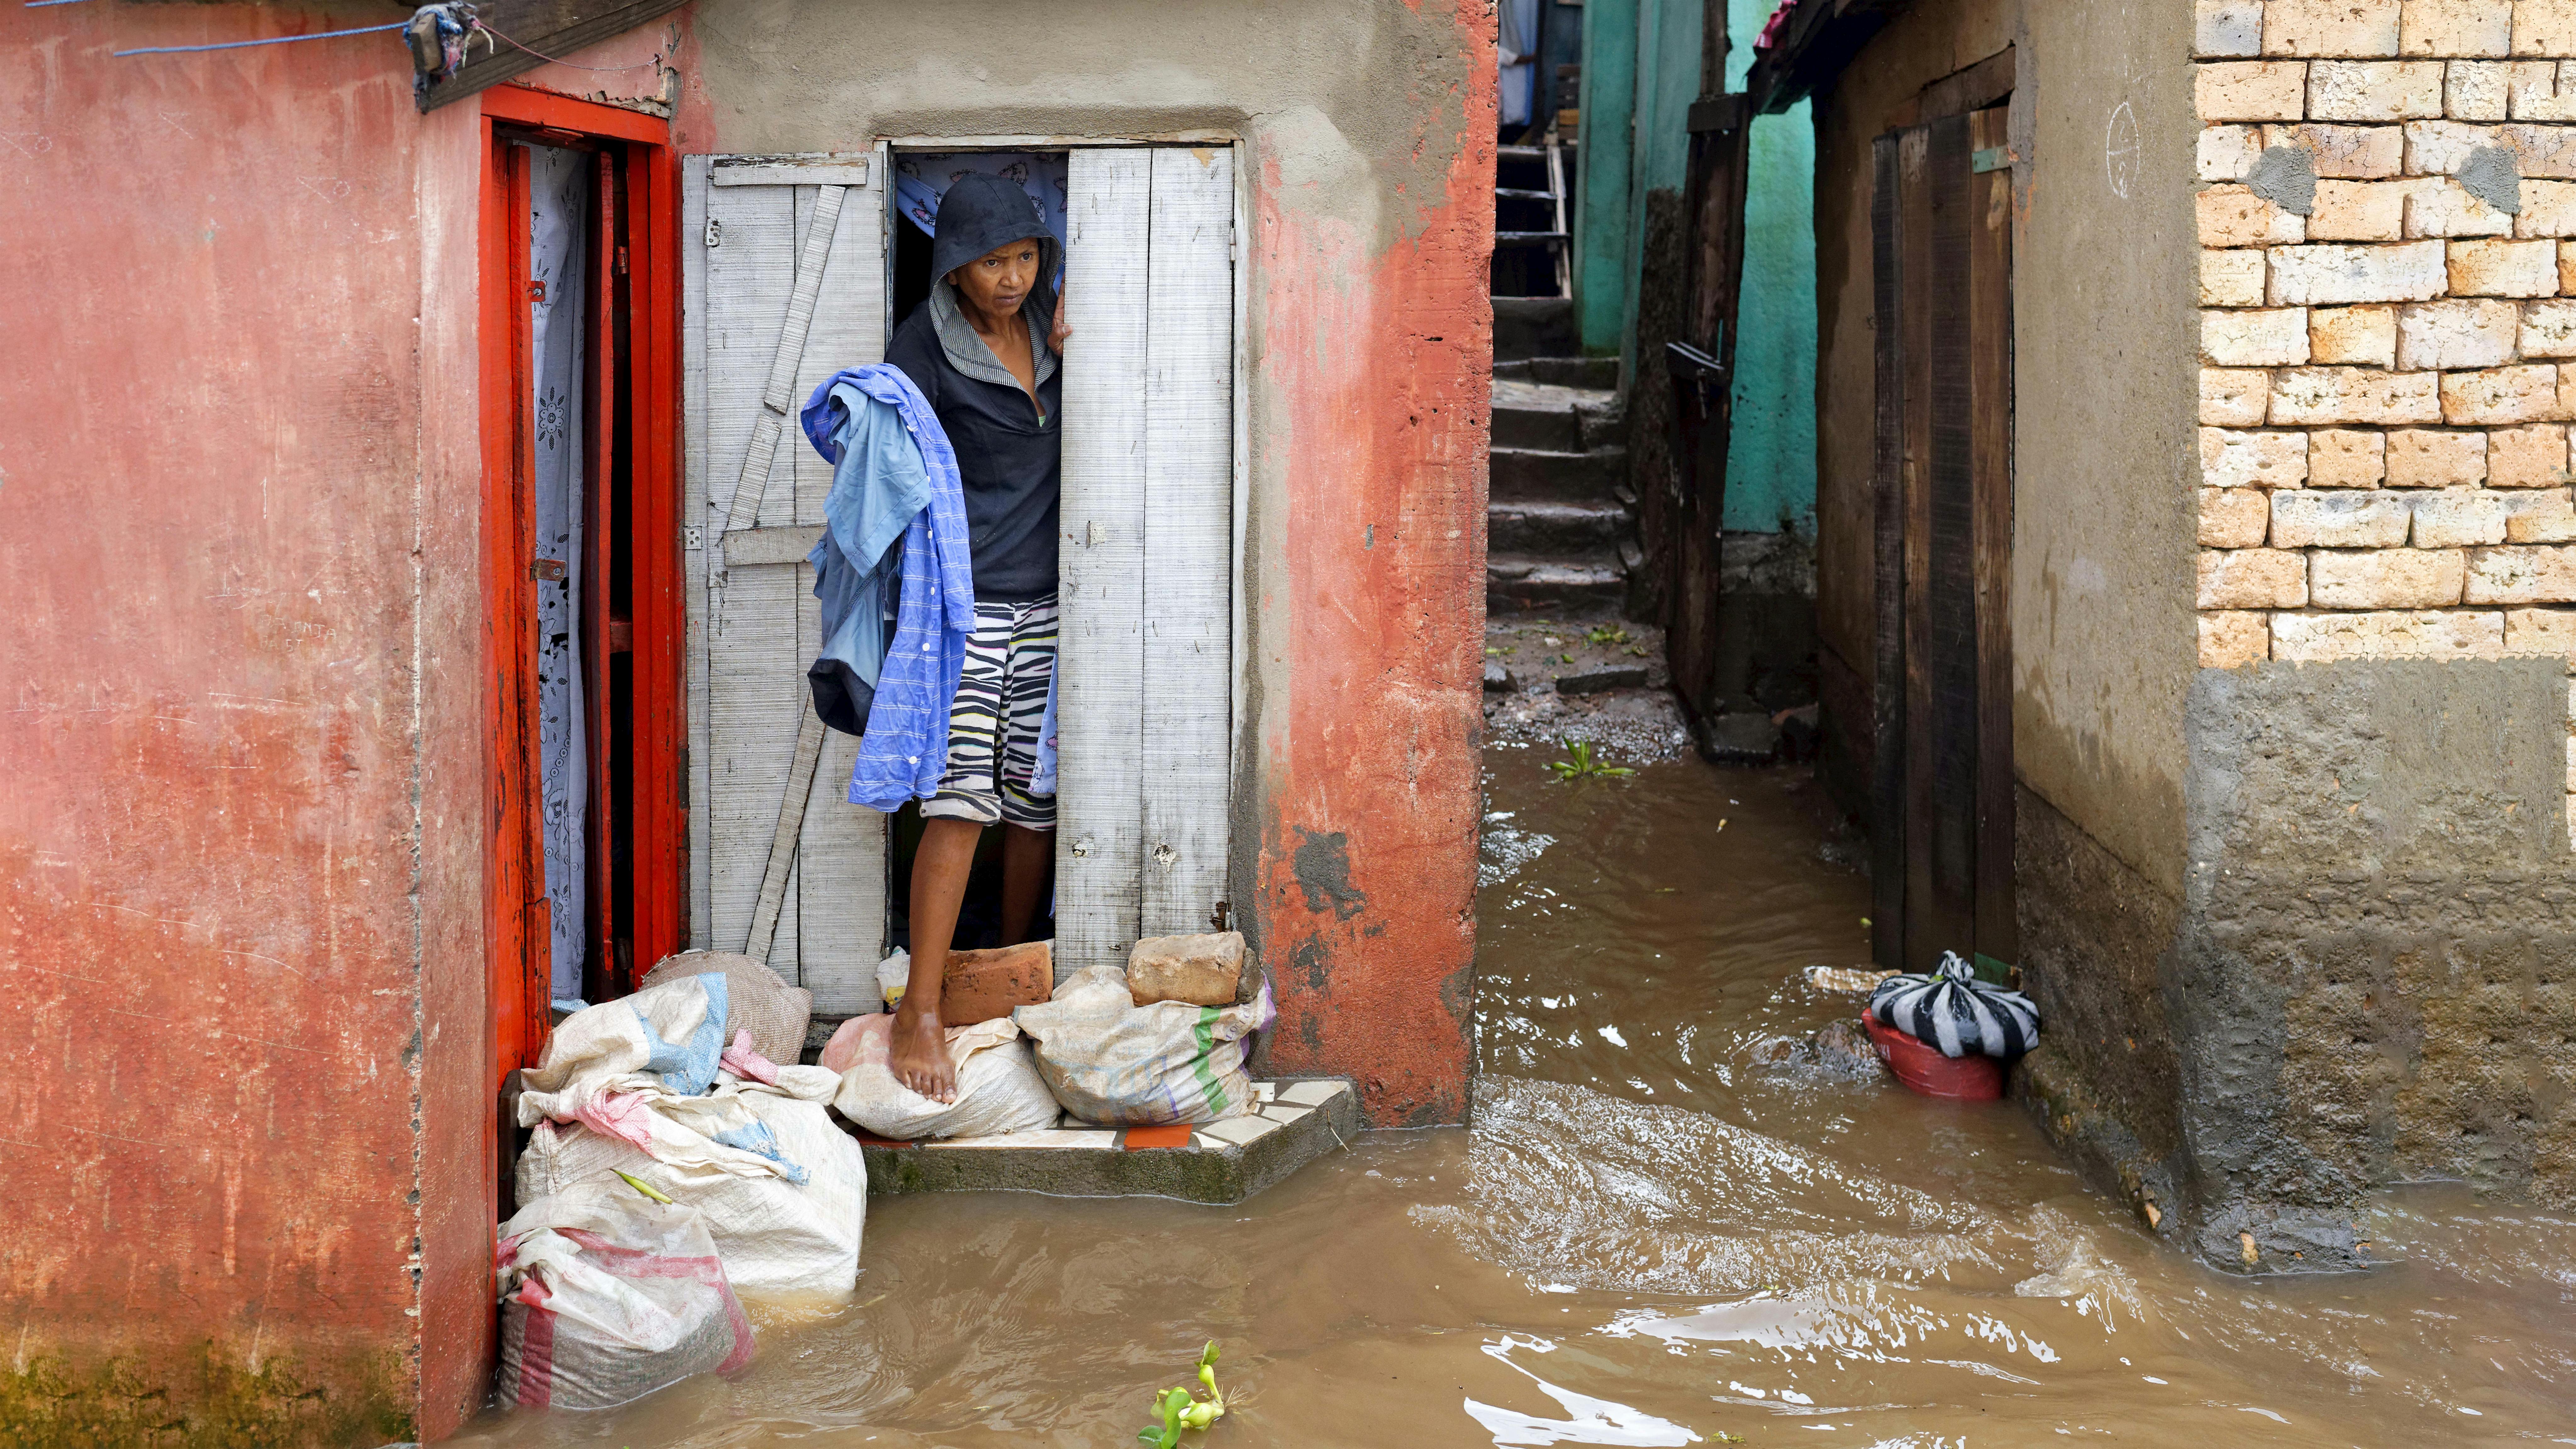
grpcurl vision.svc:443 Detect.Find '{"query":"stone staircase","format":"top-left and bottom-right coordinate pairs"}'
top-left (1490, 297), bottom-right (1633, 618)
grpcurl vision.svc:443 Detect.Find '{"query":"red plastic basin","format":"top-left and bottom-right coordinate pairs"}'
top-left (1863, 1014), bottom-right (2006, 1101)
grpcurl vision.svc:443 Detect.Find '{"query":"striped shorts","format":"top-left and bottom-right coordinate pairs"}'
top-left (924, 594), bottom-right (1058, 830)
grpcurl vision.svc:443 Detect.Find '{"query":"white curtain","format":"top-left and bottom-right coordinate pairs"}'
top-left (1499, 0), bottom-right (1543, 128)
top-left (526, 144), bottom-right (590, 1007)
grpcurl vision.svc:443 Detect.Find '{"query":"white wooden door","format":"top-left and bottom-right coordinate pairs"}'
top-left (1055, 146), bottom-right (1237, 980)
top-left (681, 150), bottom-right (887, 1017)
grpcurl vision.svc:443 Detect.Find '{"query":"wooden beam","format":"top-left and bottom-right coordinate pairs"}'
top-left (419, 0), bottom-right (690, 113)
top-left (1745, 0), bottom-right (1908, 116)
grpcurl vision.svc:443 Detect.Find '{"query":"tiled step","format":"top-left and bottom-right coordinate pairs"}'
top-left (1489, 497), bottom-right (1630, 553)
top-left (1487, 553), bottom-right (1625, 612)
top-left (851, 1078), bottom-right (1361, 1205)
top-left (1491, 445), bottom-right (1628, 503)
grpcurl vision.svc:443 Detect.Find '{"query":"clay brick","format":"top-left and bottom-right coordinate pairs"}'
top-left (2449, 237), bottom-right (2563, 294)
top-left (2201, 547), bottom-right (2314, 607)
top-left (2490, 421), bottom-right (2574, 483)
top-left (2311, 546), bottom-right (2469, 604)
top-left (2401, 0), bottom-right (2514, 57)
top-left (2514, 0), bottom-right (2576, 56)
top-left (2267, 239), bottom-right (2451, 301)
top-left (2271, 608), bottom-right (2505, 658)
top-left (2501, 488), bottom-right (2576, 540)
top-left (2270, 0), bottom-right (2404, 55)
top-left (2204, 486), bottom-right (2278, 545)
top-left (2201, 60), bottom-right (2314, 121)
top-left (2504, 606), bottom-right (2576, 650)
top-left (2313, 178), bottom-right (2417, 237)
top-left (2396, 297), bottom-right (2523, 368)
top-left (2201, 185), bottom-right (2312, 246)
top-left (2203, 426), bottom-right (2317, 487)
top-left (2204, 248), bottom-right (2271, 305)
top-left (937, 941), bottom-right (1054, 1025)
top-left (2519, 181), bottom-right (2576, 237)
top-left (2442, 363), bottom-right (2566, 422)
top-left (2204, 367), bottom-right (2276, 424)
top-left (2310, 59), bottom-right (2448, 120)
top-left (2510, 60), bottom-right (2576, 120)
top-left (2387, 426), bottom-right (2493, 483)
top-left (2410, 487), bottom-right (2514, 543)
top-left (1126, 931), bottom-right (1245, 1007)
top-left (2312, 426), bottom-right (2392, 483)
top-left (2272, 364), bottom-right (2448, 421)
top-left (2313, 303), bottom-right (2402, 361)
top-left (2464, 543), bottom-right (2576, 600)
top-left (2206, 306), bottom-right (2316, 363)
top-left (2501, 122), bottom-right (2576, 177)
top-left (2202, 0), bottom-right (2267, 56)
top-left (2199, 609), bottom-right (2274, 666)
top-left (2268, 121), bottom-right (2410, 174)
top-left (2273, 488), bottom-right (2417, 543)
top-left (2406, 119), bottom-right (2503, 171)
top-left (2448, 60), bottom-right (2514, 121)
top-left (2407, 177), bottom-right (2518, 235)
top-left (2201, 124), bottom-right (2268, 180)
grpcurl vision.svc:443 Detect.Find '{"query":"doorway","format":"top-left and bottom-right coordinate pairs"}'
top-left (480, 88), bottom-right (686, 1081)
top-left (1868, 104), bottom-right (2015, 978)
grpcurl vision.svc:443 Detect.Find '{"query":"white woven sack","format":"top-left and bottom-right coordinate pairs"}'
top-left (495, 1180), bottom-right (753, 1410)
top-left (1013, 965), bottom-right (1276, 1126)
top-left (517, 1091), bottom-right (866, 1295)
top-left (824, 1014), bottom-right (1060, 1140)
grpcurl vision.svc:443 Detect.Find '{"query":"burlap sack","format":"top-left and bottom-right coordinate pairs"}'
top-left (641, 951), bottom-right (812, 1067)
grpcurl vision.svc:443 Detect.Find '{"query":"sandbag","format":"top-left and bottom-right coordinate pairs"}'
top-left (525, 976), bottom-right (730, 1106)
top-left (642, 951), bottom-right (812, 1066)
top-left (517, 1090), bottom-right (867, 1294)
top-left (1867, 950), bottom-right (2040, 1060)
top-left (495, 1180), bottom-right (753, 1410)
top-left (823, 1013), bottom-right (1061, 1140)
top-left (1013, 965), bottom-right (1275, 1126)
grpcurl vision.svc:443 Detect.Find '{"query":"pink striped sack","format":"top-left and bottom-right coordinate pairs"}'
top-left (495, 1180), bottom-right (755, 1411)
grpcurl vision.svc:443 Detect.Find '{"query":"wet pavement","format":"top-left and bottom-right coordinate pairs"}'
top-left (455, 737), bottom-right (2576, 1446)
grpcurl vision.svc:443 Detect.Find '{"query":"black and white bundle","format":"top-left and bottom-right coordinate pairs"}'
top-left (1867, 951), bottom-right (2040, 1059)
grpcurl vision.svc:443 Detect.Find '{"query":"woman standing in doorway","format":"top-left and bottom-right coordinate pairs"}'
top-left (883, 173), bottom-right (1070, 1101)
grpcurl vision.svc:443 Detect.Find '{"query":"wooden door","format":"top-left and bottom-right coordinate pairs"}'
top-left (681, 150), bottom-right (887, 1017)
top-left (1055, 146), bottom-right (1238, 981)
top-left (1870, 106), bottom-right (2016, 978)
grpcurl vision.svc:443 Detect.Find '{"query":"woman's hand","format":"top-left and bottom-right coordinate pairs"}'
top-left (1050, 286), bottom-right (1073, 353)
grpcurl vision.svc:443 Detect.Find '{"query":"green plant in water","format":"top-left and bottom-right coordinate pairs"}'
top-left (1137, 1341), bottom-right (1227, 1445)
top-left (1546, 739), bottom-right (1634, 782)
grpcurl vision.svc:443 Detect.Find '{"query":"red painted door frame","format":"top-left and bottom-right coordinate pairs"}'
top-left (478, 86), bottom-right (684, 1086)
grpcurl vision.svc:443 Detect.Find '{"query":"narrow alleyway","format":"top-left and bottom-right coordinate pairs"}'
top-left (450, 722), bottom-right (2576, 1444)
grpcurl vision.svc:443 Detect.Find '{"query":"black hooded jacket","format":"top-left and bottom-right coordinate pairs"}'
top-left (886, 172), bottom-right (1063, 604)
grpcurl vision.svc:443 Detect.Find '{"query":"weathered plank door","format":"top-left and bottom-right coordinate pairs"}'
top-left (1870, 106), bottom-right (2015, 978)
top-left (1054, 146), bottom-right (1237, 981)
top-left (681, 150), bottom-right (888, 1017)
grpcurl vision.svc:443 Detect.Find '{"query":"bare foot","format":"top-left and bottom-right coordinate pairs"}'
top-left (888, 1003), bottom-right (957, 1103)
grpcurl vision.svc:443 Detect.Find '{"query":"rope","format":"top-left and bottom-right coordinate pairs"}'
top-left (471, 19), bottom-right (659, 72)
top-left (113, 19), bottom-right (405, 57)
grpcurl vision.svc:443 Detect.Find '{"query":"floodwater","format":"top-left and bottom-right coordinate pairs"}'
top-left (456, 743), bottom-right (2576, 1447)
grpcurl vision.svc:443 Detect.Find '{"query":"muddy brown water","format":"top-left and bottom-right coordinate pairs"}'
top-left (456, 743), bottom-right (2576, 1446)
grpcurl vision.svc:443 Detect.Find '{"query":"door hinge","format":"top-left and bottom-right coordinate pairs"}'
top-left (529, 558), bottom-right (567, 582)
top-left (615, 244), bottom-right (629, 275)
top-left (684, 524), bottom-right (705, 551)
top-left (1972, 146), bottom-right (2011, 174)
top-left (703, 216), bottom-right (723, 248)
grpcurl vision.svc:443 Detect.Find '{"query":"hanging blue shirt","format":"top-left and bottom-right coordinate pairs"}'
top-left (798, 365), bottom-right (976, 811)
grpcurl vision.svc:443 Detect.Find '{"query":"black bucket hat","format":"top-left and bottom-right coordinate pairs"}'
top-left (929, 172), bottom-right (1061, 321)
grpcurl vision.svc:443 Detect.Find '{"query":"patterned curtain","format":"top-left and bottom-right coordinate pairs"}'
top-left (526, 143), bottom-right (590, 1007)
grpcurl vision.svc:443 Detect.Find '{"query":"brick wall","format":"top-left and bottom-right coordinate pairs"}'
top-left (2194, 0), bottom-right (2576, 840)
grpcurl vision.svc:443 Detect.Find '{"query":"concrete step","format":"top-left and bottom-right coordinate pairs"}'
top-left (1493, 377), bottom-right (1622, 451)
top-left (1491, 445), bottom-right (1628, 503)
top-left (1494, 355), bottom-right (1620, 389)
top-left (1489, 497), bottom-right (1630, 553)
top-left (1487, 553), bottom-right (1626, 612)
top-left (1493, 297), bottom-right (1575, 361)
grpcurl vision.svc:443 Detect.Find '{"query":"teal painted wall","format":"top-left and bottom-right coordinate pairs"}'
top-left (1571, 0), bottom-right (1637, 356)
top-left (1723, 0), bottom-right (1818, 533)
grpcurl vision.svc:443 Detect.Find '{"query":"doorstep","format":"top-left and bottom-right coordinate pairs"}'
top-left (846, 1078), bottom-right (1362, 1205)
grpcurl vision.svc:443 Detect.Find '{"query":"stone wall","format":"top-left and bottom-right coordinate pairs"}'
top-left (2192, 0), bottom-right (2576, 840)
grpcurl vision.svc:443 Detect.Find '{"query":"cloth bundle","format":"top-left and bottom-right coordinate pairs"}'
top-left (1866, 951), bottom-right (2040, 1060)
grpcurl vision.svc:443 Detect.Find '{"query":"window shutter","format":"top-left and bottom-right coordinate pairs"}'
top-left (682, 151), bottom-right (888, 1015)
